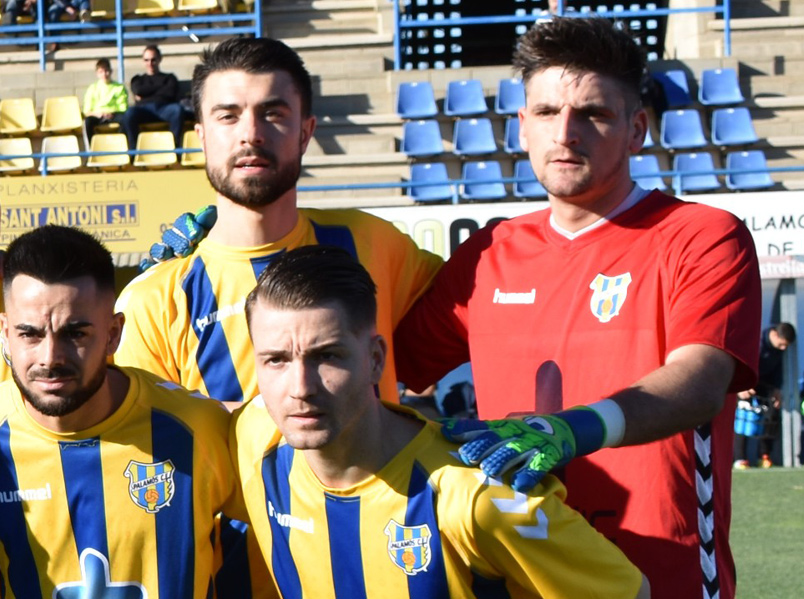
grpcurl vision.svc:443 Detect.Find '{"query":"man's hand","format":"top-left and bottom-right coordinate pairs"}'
top-left (442, 406), bottom-right (607, 492)
top-left (139, 206), bottom-right (217, 271)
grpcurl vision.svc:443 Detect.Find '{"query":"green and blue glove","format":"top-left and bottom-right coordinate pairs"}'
top-left (139, 205), bottom-right (218, 271)
top-left (442, 407), bottom-right (608, 492)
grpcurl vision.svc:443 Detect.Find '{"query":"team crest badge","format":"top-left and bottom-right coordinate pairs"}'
top-left (384, 520), bottom-right (432, 575)
top-left (589, 273), bottom-right (632, 323)
top-left (124, 460), bottom-right (175, 514)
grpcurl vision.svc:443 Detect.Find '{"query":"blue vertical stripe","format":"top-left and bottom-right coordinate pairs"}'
top-left (325, 495), bottom-right (368, 599)
top-left (406, 462), bottom-right (449, 597)
top-left (261, 445), bottom-right (302, 599)
top-left (471, 571), bottom-right (511, 599)
top-left (0, 421), bottom-right (42, 598)
top-left (184, 258), bottom-right (245, 402)
top-left (310, 221), bottom-right (358, 258)
top-left (151, 410), bottom-right (195, 599)
top-left (214, 516), bottom-right (252, 599)
top-left (59, 437), bottom-right (108, 557)
top-left (249, 252), bottom-right (284, 282)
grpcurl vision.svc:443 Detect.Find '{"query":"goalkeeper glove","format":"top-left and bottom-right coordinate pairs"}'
top-left (139, 205), bottom-right (218, 271)
top-left (442, 406), bottom-right (611, 492)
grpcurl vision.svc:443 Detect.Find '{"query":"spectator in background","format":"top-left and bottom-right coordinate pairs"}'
top-left (734, 322), bottom-right (796, 469)
top-left (0, 0), bottom-right (36, 25)
top-left (83, 58), bottom-right (129, 144)
top-left (121, 45), bottom-right (189, 150)
top-left (48, 0), bottom-right (90, 23)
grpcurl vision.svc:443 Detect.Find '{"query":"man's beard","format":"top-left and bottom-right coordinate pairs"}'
top-left (13, 363), bottom-right (107, 418)
top-left (206, 147), bottom-right (302, 208)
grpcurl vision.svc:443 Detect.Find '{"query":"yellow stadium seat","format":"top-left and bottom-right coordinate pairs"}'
top-left (180, 129), bottom-right (205, 167)
top-left (87, 133), bottom-right (130, 170)
top-left (40, 96), bottom-right (83, 134)
top-left (177, 0), bottom-right (218, 13)
top-left (40, 135), bottom-right (83, 172)
top-left (134, 131), bottom-right (176, 168)
top-left (134, 0), bottom-right (174, 16)
top-left (90, 0), bottom-right (117, 19)
top-left (0, 137), bottom-right (35, 174)
top-left (0, 98), bottom-right (38, 136)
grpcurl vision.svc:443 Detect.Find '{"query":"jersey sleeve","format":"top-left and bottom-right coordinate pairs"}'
top-left (445, 475), bottom-right (643, 598)
top-left (663, 205), bottom-right (761, 392)
top-left (393, 224), bottom-right (495, 392)
top-left (114, 267), bottom-right (181, 383)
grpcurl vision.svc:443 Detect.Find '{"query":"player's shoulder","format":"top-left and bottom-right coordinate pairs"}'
top-left (645, 190), bottom-right (747, 233)
top-left (0, 380), bottom-right (18, 423)
top-left (116, 253), bottom-right (199, 306)
top-left (301, 207), bottom-right (403, 236)
top-left (231, 395), bottom-right (282, 463)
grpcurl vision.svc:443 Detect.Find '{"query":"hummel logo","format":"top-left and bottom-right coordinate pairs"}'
top-left (493, 288), bottom-right (536, 304)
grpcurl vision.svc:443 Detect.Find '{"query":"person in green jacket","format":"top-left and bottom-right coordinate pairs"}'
top-left (82, 58), bottom-right (129, 144)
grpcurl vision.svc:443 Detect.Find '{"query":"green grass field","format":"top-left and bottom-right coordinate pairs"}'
top-left (732, 467), bottom-right (804, 598)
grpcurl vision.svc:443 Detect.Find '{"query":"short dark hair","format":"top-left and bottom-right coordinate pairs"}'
top-left (513, 16), bottom-right (646, 108)
top-left (245, 246), bottom-right (377, 334)
top-left (192, 37), bottom-right (313, 121)
top-left (3, 226), bottom-right (116, 296)
top-left (95, 58), bottom-right (111, 72)
top-left (774, 322), bottom-right (797, 344)
top-left (143, 44), bottom-right (161, 58)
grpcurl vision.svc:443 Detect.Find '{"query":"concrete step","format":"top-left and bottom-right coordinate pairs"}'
top-left (729, 0), bottom-right (804, 18)
top-left (265, 14), bottom-right (381, 39)
top-left (307, 130), bottom-right (397, 157)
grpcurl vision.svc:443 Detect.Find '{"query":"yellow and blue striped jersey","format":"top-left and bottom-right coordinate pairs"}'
top-left (232, 400), bottom-right (644, 599)
top-left (0, 294), bottom-right (10, 384)
top-left (0, 367), bottom-right (251, 599)
top-left (114, 208), bottom-right (442, 404)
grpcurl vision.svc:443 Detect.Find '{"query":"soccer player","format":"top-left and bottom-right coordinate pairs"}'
top-left (232, 245), bottom-right (650, 599)
top-left (114, 37), bottom-right (441, 407)
top-left (393, 17), bottom-right (761, 599)
top-left (0, 225), bottom-right (260, 598)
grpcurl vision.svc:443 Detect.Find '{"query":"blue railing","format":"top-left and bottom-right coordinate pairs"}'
top-left (392, 0), bottom-right (730, 69)
top-left (0, 0), bottom-right (262, 80)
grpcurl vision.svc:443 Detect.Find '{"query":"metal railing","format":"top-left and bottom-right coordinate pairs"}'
top-left (0, 0), bottom-right (262, 80)
top-left (392, 0), bottom-right (731, 70)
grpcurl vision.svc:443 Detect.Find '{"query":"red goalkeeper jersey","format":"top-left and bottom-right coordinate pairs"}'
top-left (395, 190), bottom-right (761, 599)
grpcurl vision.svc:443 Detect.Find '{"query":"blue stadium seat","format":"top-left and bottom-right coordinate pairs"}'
top-left (710, 107), bottom-right (758, 147)
top-left (503, 117), bottom-right (523, 154)
top-left (725, 150), bottom-right (774, 191)
top-left (699, 68), bottom-right (745, 106)
top-left (401, 119), bottom-right (444, 157)
top-left (409, 162), bottom-right (454, 202)
top-left (513, 159), bottom-right (547, 198)
top-left (396, 81), bottom-right (438, 119)
top-left (453, 118), bottom-right (497, 156)
top-left (673, 152), bottom-right (720, 193)
top-left (444, 79), bottom-right (488, 117)
top-left (660, 109), bottom-right (708, 150)
top-left (494, 78), bottom-right (526, 115)
top-left (460, 161), bottom-right (507, 201)
top-left (629, 154), bottom-right (667, 191)
top-left (652, 70), bottom-right (692, 109)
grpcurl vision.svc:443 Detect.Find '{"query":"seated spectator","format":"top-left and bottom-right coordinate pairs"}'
top-left (48, 0), bottom-right (90, 23)
top-left (122, 45), bottom-right (191, 149)
top-left (1, 0), bottom-right (36, 25)
top-left (83, 58), bottom-right (129, 143)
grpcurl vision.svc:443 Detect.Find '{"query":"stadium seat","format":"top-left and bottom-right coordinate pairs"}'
top-left (0, 98), bottom-right (38, 136)
top-left (90, 0), bottom-right (117, 19)
top-left (40, 135), bottom-right (82, 173)
top-left (673, 152), bottom-right (720, 193)
top-left (87, 133), bottom-right (130, 170)
top-left (725, 150), bottom-right (774, 191)
top-left (444, 79), bottom-right (487, 118)
top-left (134, 131), bottom-right (177, 168)
top-left (40, 96), bottom-right (83, 134)
top-left (134, 0), bottom-right (175, 16)
top-left (177, 0), bottom-right (219, 13)
top-left (452, 118), bottom-right (497, 156)
top-left (652, 70), bottom-right (692, 109)
top-left (409, 162), bottom-right (454, 203)
top-left (629, 154), bottom-right (667, 191)
top-left (494, 78), bottom-right (525, 115)
top-left (460, 161), bottom-right (506, 201)
top-left (400, 119), bottom-right (444, 157)
top-left (513, 159), bottom-right (547, 199)
top-left (699, 68), bottom-right (745, 106)
top-left (710, 107), bottom-right (758, 147)
top-left (503, 117), bottom-right (523, 154)
top-left (660, 109), bottom-right (708, 150)
top-left (181, 129), bottom-right (206, 167)
top-left (0, 137), bottom-right (35, 174)
top-left (396, 81), bottom-right (438, 120)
